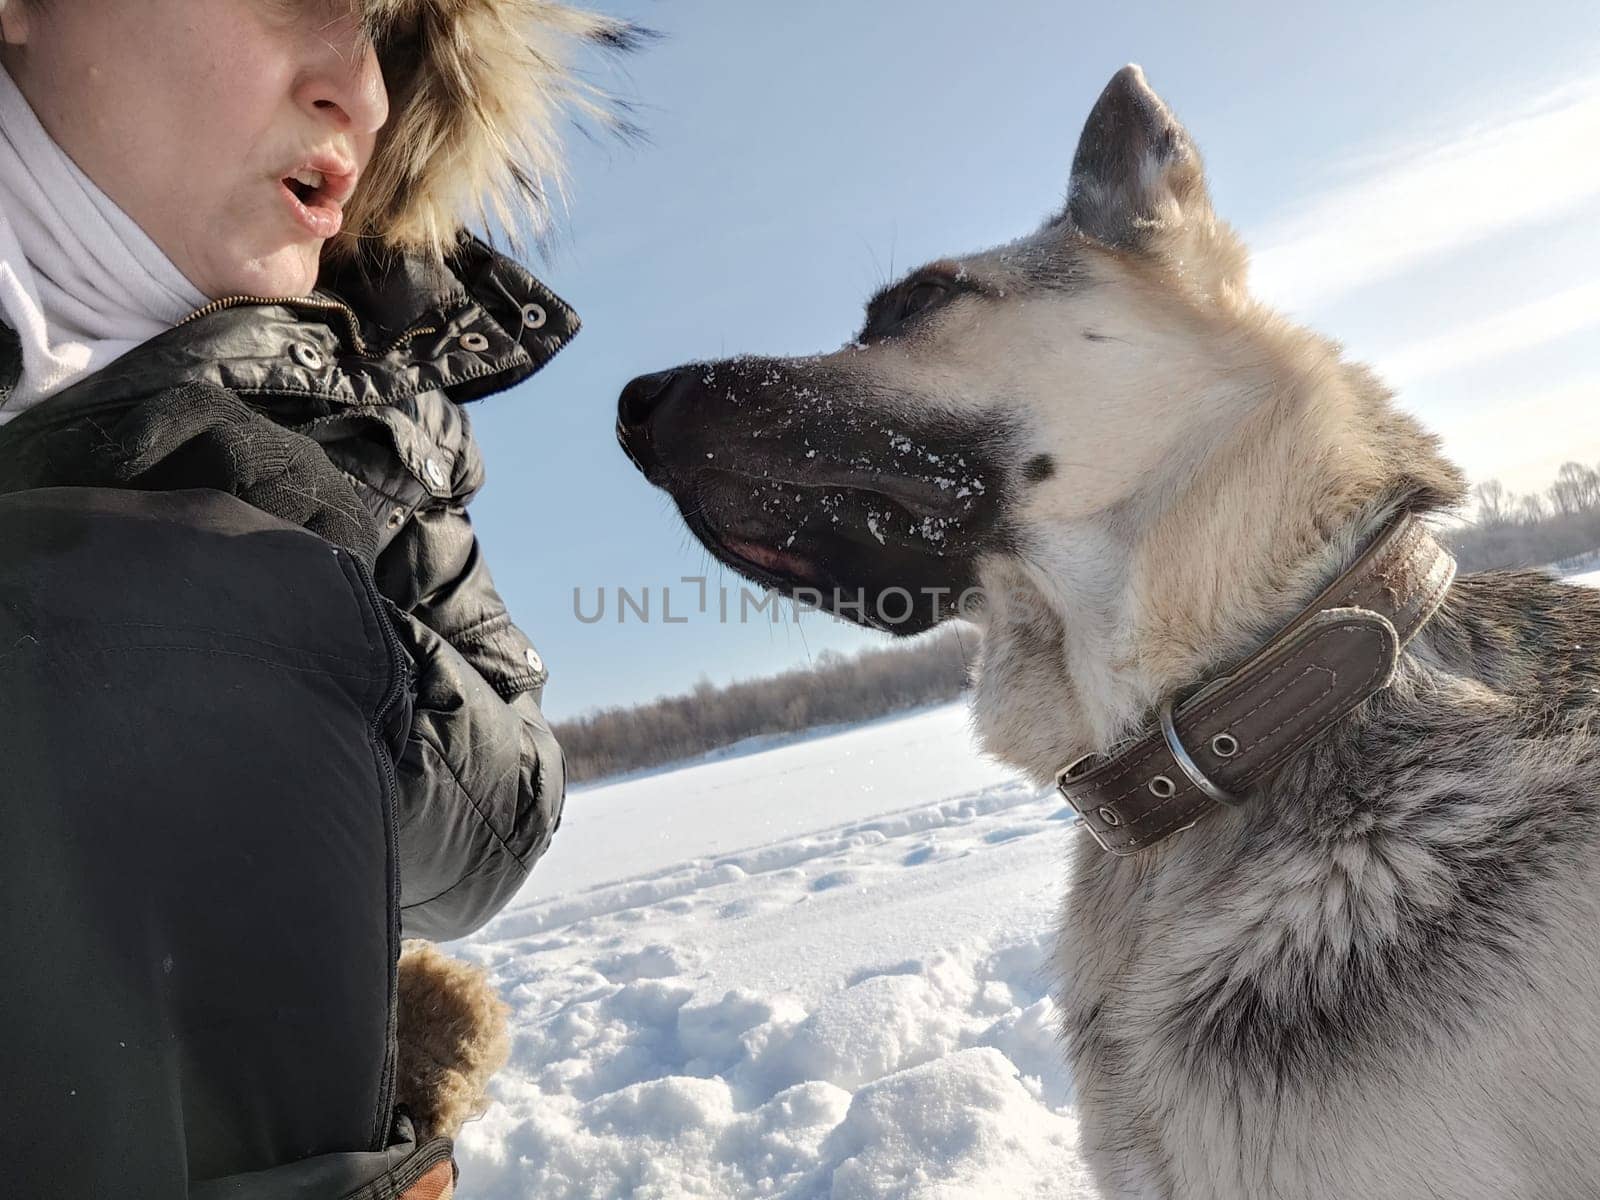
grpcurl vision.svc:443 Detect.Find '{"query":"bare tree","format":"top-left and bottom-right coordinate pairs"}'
top-left (1474, 479), bottom-right (1509, 526)
top-left (1549, 462), bottom-right (1600, 516)
top-left (1577, 465), bottom-right (1600, 511)
top-left (1452, 460), bottom-right (1600, 571)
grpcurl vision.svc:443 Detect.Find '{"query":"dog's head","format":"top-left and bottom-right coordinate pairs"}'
top-left (617, 67), bottom-right (1267, 636)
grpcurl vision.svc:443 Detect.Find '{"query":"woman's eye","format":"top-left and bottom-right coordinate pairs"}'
top-left (901, 282), bottom-right (948, 322)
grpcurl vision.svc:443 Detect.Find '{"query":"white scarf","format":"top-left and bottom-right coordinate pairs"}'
top-left (0, 63), bottom-right (208, 422)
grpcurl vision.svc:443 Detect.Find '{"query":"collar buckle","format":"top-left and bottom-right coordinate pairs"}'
top-left (1158, 697), bottom-right (1245, 807)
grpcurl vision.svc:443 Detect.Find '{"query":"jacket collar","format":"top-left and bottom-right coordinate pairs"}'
top-left (0, 234), bottom-right (578, 427)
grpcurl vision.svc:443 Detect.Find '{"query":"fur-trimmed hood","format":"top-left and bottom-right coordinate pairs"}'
top-left (343, 0), bottom-right (643, 258)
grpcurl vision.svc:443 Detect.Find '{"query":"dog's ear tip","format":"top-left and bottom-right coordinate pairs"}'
top-left (1092, 64), bottom-right (1174, 128)
top-left (1066, 64), bottom-right (1217, 254)
top-left (1096, 64), bottom-right (1155, 103)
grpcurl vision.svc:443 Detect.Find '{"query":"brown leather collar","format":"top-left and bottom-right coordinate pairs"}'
top-left (1056, 514), bottom-right (1456, 855)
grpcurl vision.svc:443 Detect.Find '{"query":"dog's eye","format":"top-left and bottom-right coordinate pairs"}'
top-left (901, 282), bottom-right (949, 322)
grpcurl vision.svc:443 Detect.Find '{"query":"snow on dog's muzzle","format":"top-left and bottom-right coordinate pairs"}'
top-left (616, 357), bottom-right (1017, 635)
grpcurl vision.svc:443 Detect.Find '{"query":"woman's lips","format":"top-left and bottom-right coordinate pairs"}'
top-left (278, 160), bottom-right (357, 241)
top-left (280, 178), bottom-right (345, 239)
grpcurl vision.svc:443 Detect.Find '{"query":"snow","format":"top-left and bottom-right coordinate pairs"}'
top-left (452, 701), bottom-right (1098, 1198)
top-left (450, 562), bottom-right (1600, 1197)
top-left (509, 704), bottom-right (1024, 904)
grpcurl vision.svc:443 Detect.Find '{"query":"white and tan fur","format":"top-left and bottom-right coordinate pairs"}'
top-left (622, 65), bottom-right (1600, 1199)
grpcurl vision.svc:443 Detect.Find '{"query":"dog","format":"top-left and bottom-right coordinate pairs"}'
top-left (616, 65), bottom-right (1600, 1199)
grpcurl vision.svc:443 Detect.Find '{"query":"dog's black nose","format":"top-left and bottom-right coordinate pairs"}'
top-left (618, 367), bottom-right (695, 477)
top-left (618, 368), bottom-right (686, 434)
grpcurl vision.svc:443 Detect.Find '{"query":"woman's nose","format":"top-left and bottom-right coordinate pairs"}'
top-left (296, 37), bottom-right (390, 137)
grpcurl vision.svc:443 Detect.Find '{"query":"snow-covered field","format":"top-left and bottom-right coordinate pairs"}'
top-left (453, 566), bottom-right (1600, 1198)
top-left (452, 702), bottom-right (1096, 1198)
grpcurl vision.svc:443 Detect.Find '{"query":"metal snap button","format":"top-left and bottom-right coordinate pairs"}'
top-left (291, 342), bottom-right (324, 370)
top-left (459, 332), bottom-right (490, 352)
top-left (520, 302), bottom-right (547, 330)
top-left (525, 647), bottom-right (544, 674)
top-left (385, 507), bottom-right (405, 529)
top-left (423, 457), bottom-right (447, 489)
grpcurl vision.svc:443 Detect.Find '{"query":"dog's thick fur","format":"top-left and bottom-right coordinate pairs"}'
top-left (619, 66), bottom-right (1600, 1198)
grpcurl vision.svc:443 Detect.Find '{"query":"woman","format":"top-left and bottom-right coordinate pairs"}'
top-left (0, 1), bottom-right (631, 1194)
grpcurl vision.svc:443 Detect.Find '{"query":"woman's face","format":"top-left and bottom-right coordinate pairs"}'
top-left (0, 0), bottom-right (389, 300)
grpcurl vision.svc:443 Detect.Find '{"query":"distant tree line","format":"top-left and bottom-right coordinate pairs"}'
top-left (1449, 460), bottom-right (1600, 572)
top-left (559, 461), bottom-right (1600, 785)
top-left (554, 628), bottom-right (972, 783)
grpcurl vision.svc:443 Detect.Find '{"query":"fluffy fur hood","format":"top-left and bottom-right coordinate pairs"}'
top-left (343, 0), bottom-right (642, 259)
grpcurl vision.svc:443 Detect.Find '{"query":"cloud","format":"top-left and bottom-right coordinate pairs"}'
top-left (1431, 375), bottom-right (1600, 495)
top-left (1373, 280), bottom-right (1600, 386)
top-left (1247, 78), bottom-right (1600, 311)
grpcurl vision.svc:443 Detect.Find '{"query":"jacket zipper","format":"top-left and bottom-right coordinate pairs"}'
top-left (178, 293), bottom-right (375, 355)
top-left (345, 548), bottom-right (414, 1152)
top-left (179, 296), bottom-right (439, 361)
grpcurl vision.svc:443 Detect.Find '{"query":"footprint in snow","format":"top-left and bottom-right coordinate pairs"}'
top-left (594, 942), bottom-right (694, 984)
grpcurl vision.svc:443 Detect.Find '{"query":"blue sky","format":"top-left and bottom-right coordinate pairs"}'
top-left (463, 0), bottom-right (1600, 720)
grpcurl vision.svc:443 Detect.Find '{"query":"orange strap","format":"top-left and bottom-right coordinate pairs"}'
top-left (400, 1161), bottom-right (454, 1200)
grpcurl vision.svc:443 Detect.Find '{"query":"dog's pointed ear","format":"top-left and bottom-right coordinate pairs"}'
top-left (1067, 65), bottom-right (1208, 249)
top-left (1064, 66), bottom-right (1245, 294)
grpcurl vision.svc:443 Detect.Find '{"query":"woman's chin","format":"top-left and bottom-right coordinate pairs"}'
top-left (201, 240), bottom-right (325, 302)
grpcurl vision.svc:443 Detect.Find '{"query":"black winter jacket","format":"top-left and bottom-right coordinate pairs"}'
top-left (0, 235), bottom-right (575, 941)
top-left (1, 486), bottom-right (418, 1197)
top-left (0, 236), bottom-right (579, 1197)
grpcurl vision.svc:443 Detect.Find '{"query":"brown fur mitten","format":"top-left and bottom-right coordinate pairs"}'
top-left (394, 940), bottom-right (512, 1140)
